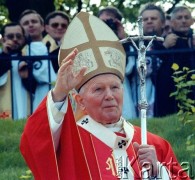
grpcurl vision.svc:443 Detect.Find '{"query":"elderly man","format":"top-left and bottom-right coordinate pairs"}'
top-left (20, 12), bottom-right (189, 179)
top-left (98, 6), bottom-right (136, 120)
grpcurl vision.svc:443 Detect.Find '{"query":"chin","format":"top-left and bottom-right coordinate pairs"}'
top-left (102, 113), bottom-right (120, 124)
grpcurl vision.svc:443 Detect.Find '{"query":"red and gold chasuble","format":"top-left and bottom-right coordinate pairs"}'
top-left (20, 97), bottom-right (190, 180)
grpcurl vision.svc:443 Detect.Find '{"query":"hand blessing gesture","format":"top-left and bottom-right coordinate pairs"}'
top-left (52, 48), bottom-right (87, 102)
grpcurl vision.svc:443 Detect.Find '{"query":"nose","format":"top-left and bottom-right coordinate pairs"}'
top-left (28, 21), bottom-right (34, 27)
top-left (181, 17), bottom-right (187, 23)
top-left (146, 18), bottom-right (152, 23)
top-left (105, 88), bottom-right (114, 100)
top-left (12, 36), bottom-right (18, 41)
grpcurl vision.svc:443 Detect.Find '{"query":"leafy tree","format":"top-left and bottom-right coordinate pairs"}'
top-left (0, 0), bottom-right (195, 32)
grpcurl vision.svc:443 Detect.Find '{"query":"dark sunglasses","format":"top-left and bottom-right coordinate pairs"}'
top-left (50, 23), bottom-right (67, 29)
top-left (5, 33), bottom-right (23, 40)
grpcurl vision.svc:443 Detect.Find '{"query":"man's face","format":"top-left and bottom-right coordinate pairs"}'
top-left (20, 13), bottom-right (44, 40)
top-left (45, 15), bottom-right (69, 42)
top-left (77, 74), bottom-right (123, 124)
top-left (142, 10), bottom-right (165, 36)
top-left (171, 10), bottom-right (193, 34)
top-left (3, 25), bottom-right (25, 51)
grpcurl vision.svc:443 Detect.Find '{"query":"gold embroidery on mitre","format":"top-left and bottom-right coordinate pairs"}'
top-left (72, 49), bottom-right (98, 75)
top-left (102, 47), bottom-right (125, 75)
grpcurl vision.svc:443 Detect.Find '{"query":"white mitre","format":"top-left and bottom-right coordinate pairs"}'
top-left (58, 11), bottom-right (126, 90)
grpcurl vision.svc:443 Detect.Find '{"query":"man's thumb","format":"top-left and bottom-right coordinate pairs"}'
top-left (133, 142), bottom-right (140, 154)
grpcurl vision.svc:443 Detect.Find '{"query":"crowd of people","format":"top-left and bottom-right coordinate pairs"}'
top-left (0, 9), bottom-right (69, 119)
top-left (0, 3), bottom-right (195, 120)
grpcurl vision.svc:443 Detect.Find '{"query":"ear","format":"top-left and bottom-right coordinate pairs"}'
top-left (189, 18), bottom-right (194, 26)
top-left (75, 94), bottom-right (85, 111)
top-left (74, 94), bottom-right (87, 120)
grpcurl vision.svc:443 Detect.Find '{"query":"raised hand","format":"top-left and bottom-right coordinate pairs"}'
top-left (115, 19), bottom-right (126, 40)
top-left (52, 48), bottom-right (87, 102)
top-left (3, 39), bottom-right (15, 54)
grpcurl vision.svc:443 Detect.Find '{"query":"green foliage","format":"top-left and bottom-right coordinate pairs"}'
top-left (20, 170), bottom-right (33, 179)
top-left (170, 63), bottom-right (195, 165)
top-left (1, 0), bottom-right (195, 30)
top-left (0, 0), bottom-right (9, 29)
top-left (0, 119), bottom-right (28, 179)
top-left (0, 115), bottom-right (195, 179)
top-left (170, 64), bottom-right (195, 125)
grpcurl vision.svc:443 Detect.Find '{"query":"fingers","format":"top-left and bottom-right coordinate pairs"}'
top-left (133, 142), bottom-right (139, 153)
top-left (59, 48), bottom-right (78, 73)
top-left (75, 66), bottom-right (87, 78)
top-left (60, 48), bottom-right (78, 66)
top-left (59, 48), bottom-right (88, 78)
top-left (133, 142), bottom-right (157, 166)
top-left (59, 58), bottom-right (73, 74)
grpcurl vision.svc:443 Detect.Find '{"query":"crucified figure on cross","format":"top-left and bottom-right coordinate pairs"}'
top-left (120, 16), bottom-right (164, 145)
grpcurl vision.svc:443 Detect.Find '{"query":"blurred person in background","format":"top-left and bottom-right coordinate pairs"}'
top-left (97, 6), bottom-right (126, 40)
top-left (155, 5), bottom-right (195, 116)
top-left (19, 9), bottom-right (56, 111)
top-left (0, 22), bottom-right (31, 119)
top-left (129, 3), bottom-right (165, 118)
top-left (162, 14), bottom-right (172, 36)
top-left (43, 10), bottom-right (70, 73)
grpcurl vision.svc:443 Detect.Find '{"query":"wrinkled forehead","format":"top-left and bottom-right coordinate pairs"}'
top-left (79, 74), bottom-right (122, 92)
top-left (172, 9), bottom-right (192, 19)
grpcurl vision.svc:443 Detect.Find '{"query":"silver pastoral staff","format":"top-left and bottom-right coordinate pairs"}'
top-left (120, 16), bottom-right (164, 145)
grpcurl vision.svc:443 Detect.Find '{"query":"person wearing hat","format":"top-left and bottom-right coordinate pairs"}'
top-left (20, 12), bottom-right (189, 179)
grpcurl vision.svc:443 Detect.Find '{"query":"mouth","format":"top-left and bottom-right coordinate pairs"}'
top-left (103, 105), bottom-right (117, 109)
top-left (29, 29), bottom-right (36, 33)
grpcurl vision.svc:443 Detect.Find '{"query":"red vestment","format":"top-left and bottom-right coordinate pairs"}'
top-left (20, 97), bottom-right (190, 179)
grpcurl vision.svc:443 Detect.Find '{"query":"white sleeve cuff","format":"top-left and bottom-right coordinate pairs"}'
top-left (47, 90), bottom-right (68, 150)
top-left (48, 90), bottom-right (68, 124)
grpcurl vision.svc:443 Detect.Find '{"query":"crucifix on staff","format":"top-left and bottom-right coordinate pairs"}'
top-left (120, 16), bottom-right (164, 145)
